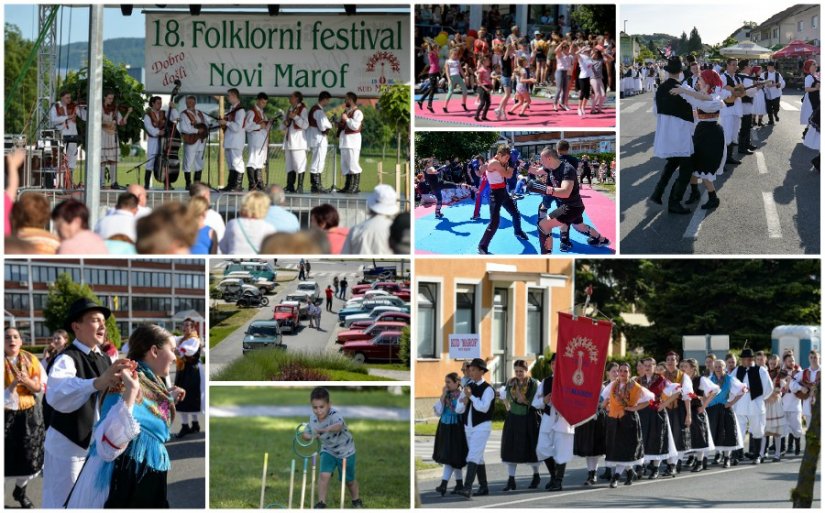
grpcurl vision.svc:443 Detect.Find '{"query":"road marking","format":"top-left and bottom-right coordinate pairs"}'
top-left (631, 170), bottom-right (657, 187)
top-left (756, 151), bottom-right (768, 174)
top-left (780, 101), bottom-right (799, 111)
top-left (645, 106), bottom-right (653, 113)
top-left (622, 102), bottom-right (646, 113)
top-left (762, 191), bottom-right (783, 238)
top-left (682, 191), bottom-right (709, 240)
top-left (475, 458), bottom-right (801, 509)
top-left (641, 210), bottom-right (663, 231)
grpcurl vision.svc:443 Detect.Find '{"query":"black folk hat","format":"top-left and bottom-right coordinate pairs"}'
top-left (740, 348), bottom-right (755, 359)
top-left (64, 298), bottom-right (112, 332)
top-left (664, 56), bottom-right (683, 74)
top-left (468, 358), bottom-right (489, 373)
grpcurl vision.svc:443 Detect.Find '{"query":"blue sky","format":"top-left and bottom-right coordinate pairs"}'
top-left (621, 2), bottom-right (808, 45)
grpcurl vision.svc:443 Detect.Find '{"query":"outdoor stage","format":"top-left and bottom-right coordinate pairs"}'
top-left (414, 94), bottom-right (616, 128)
top-left (415, 190), bottom-right (616, 255)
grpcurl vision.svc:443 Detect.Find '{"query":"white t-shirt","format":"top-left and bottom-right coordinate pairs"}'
top-left (446, 58), bottom-right (461, 77)
top-left (578, 55), bottom-right (593, 79)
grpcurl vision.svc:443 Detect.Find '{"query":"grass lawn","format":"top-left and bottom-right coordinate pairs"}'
top-left (209, 305), bottom-right (261, 349)
top-left (365, 362), bottom-right (410, 372)
top-left (210, 417), bottom-right (410, 509)
top-left (82, 152), bottom-right (408, 195)
top-left (415, 457), bottom-right (439, 471)
top-left (414, 421), bottom-right (504, 436)
top-left (210, 386), bottom-right (410, 408)
top-left (212, 347), bottom-right (391, 381)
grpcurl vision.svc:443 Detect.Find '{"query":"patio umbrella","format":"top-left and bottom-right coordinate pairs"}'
top-left (719, 40), bottom-right (773, 59)
top-left (773, 39), bottom-right (821, 59)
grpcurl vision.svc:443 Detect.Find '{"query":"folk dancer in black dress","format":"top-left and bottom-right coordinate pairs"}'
top-left (604, 363), bottom-right (655, 487)
top-left (500, 360), bottom-right (541, 491)
top-left (707, 359), bottom-right (746, 467)
top-left (574, 362), bottom-right (615, 485)
top-left (477, 145), bottom-right (529, 254)
top-left (662, 351), bottom-right (693, 472)
top-left (174, 318), bottom-right (203, 438)
top-left (455, 358), bottom-right (495, 499)
top-left (649, 56), bottom-right (694, 214)
top-left (433, 373), bottom-right (468, 496)
top-left (5, 327), bottom-right (45, 508)
top-left (682, 359), bottom-right (720, 472)
top-left (671, 69), bottom-right (729, 210)
top-left (636, 359), bottom-right (679, 479)
top-left (531, 355), bottom-right (575, 492)
top-left (528, 147), bottom-right (610, 253)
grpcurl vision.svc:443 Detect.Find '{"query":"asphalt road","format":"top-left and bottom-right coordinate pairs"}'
top-left (416, 431), bottom-right (820, 508)
top-left (209, 259), bottom-right (366, 377)
top-left (619, 90), bottom-right (819, 254)
top-left (4, 370), bottom-right (205, 509)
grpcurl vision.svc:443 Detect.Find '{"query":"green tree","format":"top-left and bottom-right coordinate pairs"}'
top-left (677, 31), bottom-right (688, 55)
top-left (44, 272), bottom-right (122, 348)
top-left (638, 47), bottom-right (655, 62)
top-left (687, 27), bottom-right (703, 55)
top-left (569, 5), bottom-right (614, 35)
top-left (377, 84), bottom-right (411, 165)
top-left (710, 36), bottom-right (739, 60)
top-left (399, 326), bottom-right (411, 368)
top-left (60, 59), bottom-right (148, 153)
top-left (414, 131), bottom-right (500, 162)
top-left (4, 23), bottom-right (38, 139)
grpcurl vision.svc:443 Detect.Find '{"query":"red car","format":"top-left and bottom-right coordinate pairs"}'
top-left (371, 282), bottom-right (411, 302)
top-left (341, 331), bottom-right (403, 363)
top-left (273, 304), bottom-right (301, 333)
top-left (336, 321), bottom-right (408, 345)
top-left (350, 283), bottom-right (372, 296)
top-left (349, 312), bottom-right (411, 330)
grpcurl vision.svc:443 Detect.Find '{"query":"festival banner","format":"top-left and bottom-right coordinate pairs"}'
top-left (552, 312), bottom-right (613, 427)
top-left (144, 12), bottom-right (410, 96)
top-left (448, 333), bottom-right (481, 360)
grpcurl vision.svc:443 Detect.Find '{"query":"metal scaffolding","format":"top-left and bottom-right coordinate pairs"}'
top-left (36, 5), bottom-right (59, 134)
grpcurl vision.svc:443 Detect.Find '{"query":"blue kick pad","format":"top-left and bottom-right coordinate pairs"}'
top-left (415, 194), bottom-right (614, 255)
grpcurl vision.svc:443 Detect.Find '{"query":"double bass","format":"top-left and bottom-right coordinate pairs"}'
top-left (153, 80), bottom-right (183, 188)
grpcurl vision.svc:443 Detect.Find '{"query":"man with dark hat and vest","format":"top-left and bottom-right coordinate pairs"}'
top-left (720, 58), bottom-right (744, 167)
top-left (455, 357), bottom-right (494, 499)
top-left (649, 56), bottom-right (693, 215)
top-left (762, 61), bottom-right (786, 125)
top-left (732, 347), bottom-right (772, 465)
top-left (736, 60), bottom-right (760, 156)
top-left (42, 298), bottom-right (131, 507)
top-left (531, 354), bottom-right (574, 491)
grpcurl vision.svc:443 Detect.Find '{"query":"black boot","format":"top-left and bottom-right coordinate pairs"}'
top-left (220, 170), bottom-right (237, 192)
top-left (726, 144), bottom-right (741, 165)
top-left (297, 173), bottom-right (306, 194)
top-left (663, 463), bottom-right (676, 477)
top-left (702, 456), bottom-right (708, 470)
top-left (247, 167), bottom-right (257, 191)
top-left (13, 485), bottom-right (34, 508)
top-left (685, 184), bottom-right (701, 204)
top-left (549, 463), bottom-right (566, 491)
top-left (348, 174), bottom-right (361, 194)
top-left (255, 169), bottom-right (265, 191)
top-left (544, 458), bottom-right (557, 489)
top-left (649, 462), bottom-right (660, 480)
top-left (609, 471), bottom-right (620, 488)
top-left (584, 470), bottom-right (597, 485)
top-left (690, 456), bottom-right (703, 472)
top-left (624, 468), bottom-right (635, 485)
top-left (338, 174), bottom-right (352, 193)
top-left (192, 420), bottom-right (201, 433)
top-left (713, 452), bottom-right (722, 465)
top-left (144, 169), bottom-right (153, 188)
top-left (285, 171), bottom-right (297, 193)
top-left (458, 463), bottom-right (477, 499)
top-left (311, 173), bottom-right (327, 193)
top-left (436, 479), bottom-right (449, 496)
top-left (794, 435), bottom-right (801, 455)
top-left (701, 191), bottom-right (719, 210)
top-left (435, 209), bottom-right (444, 219)
top-left (528, 472), bottom-right (541, 489)
top-left (194, 170), bottom-right (203, 183)
top-left (451, 480), bottom-right (464, 495)
top-left (723, 455), bottom-right (731, 468)
top-left (184, 172), bottom-right (192, 188)
top-left (177, 423), bottom-right (193, 439)
top-left (475, 464), bottom-right (489, 496)
top-left (503, 476), bottom-right (517, 492)
top-left (752, 438), bottom-right (763, 464)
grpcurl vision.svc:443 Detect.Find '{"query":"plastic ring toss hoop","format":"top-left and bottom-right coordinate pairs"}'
top-left (293, 423), bottom-right (321, 459)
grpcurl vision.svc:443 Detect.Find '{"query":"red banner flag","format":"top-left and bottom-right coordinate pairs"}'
top-left (552, 312), bottom-right (613, 427)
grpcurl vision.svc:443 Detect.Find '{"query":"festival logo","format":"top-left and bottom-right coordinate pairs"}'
top-left (365, 51), bottom-right (402, 87)
top-left (563, 336), bottom-right (599, 386)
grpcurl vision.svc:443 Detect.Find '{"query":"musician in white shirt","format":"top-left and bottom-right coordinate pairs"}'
top-left (176, 95), bottom-right (212, 188)
top-left (308, 91), bottom-right (333, 193)
top-left (762, 61), bottom-right (786, 125)
top-left (50, 90), bottom-right (87, 187)
top-left (245, 92), bottom-right (272, 191)
top-left (338, 92), bottom-right (365, 194)
top-left (283, 90), bottom-right (310, 193)
top-left (142, 96), bottom-right (168, 189)
top-left (218, 88), bottom-right (246, 192)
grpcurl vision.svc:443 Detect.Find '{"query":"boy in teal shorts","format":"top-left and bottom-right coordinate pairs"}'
top-left (303, 387), bottom-right (363, 509)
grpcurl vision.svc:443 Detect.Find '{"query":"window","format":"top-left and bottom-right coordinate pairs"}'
top-left (32, 294), bottom-right (48, 311)
top-left (417, 282), bottom-right (438, 358)
top-left (116, 321), bottom-right (130, 340)
top-left (175, 297), bottom-right (205, 313)
top-left (454, 284), bottom-right (476, 334)
top-left (773, 28), bottom-right (778, 39)
top-left (84, 268), bottom-right (128, 286)
top-left (5, 293), bottom-right (29, 310)
top-left (5, 264), bottom-right (29, 282)
top-left (526, 289), bottom-right (545, 356)
top-left (798, 20), bottom-right (804, 32)
top-left (132, 271), bottom-right (171, 288)
top-left (33, 322), bottom-right (52, 338)
top-left (176, 273), bottom-right (205, 290)
top-left (132, 296), bottom-right (172, 312)
top-left (813, 16), bottom-right (818, 29)
top-left (31, 266), bottom-right (80, 283)
top-left (97, 295), bottom-right (129, 312)
top-left (492, 288), bottom-right (509, 384)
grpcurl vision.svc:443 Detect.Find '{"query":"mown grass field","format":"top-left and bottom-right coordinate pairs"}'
top-left (208, 304), bottom-right (261, 349)
top-left (209, 386), bottom-right (410, 408)
top-left (212, 347), bottom-right (390, 381)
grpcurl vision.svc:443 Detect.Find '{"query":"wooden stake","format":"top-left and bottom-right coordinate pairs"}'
top-left (288, 459), bottom-right (296, 509)
top-left (340, 457), bottom-right (347, 509)
top-left (259, 452), bottom-right (269, 509)
top-left (300, 457), bottom-right (308, 509)
top-left (310, 454), bottom-right (317, 507)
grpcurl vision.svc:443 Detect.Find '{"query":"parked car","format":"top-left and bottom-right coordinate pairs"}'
top-left (236, 288), bottom-right (270, 308)
top-left (341, 331), bottom-right (402, 363)
top-left (349, 289), bottom-right (393, 301)
top-left (337, 297), bottom-right (407, 323)
top-left (371, 282), bottom-right (411, 302)
top-left (219, 280), bottom-right (264, 303)
top-left (225, 271), bottom-right (276, 294)
top-left (296, 281), bottom-right (321, 303)
top-left (341, 306), bottom-right (407, 328)
top-left (272, 304), bottom-right (301, 333)
top-left (349, 312), bottom-right (411, 330)
top-left (281, 292), bottom-right (312, 318)
top-left (224, 261), bottom-right (277, 281)
top-left (336, 321), bottom-right (409, 345)
top-left (242, 320), bottom-right (284, 354)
